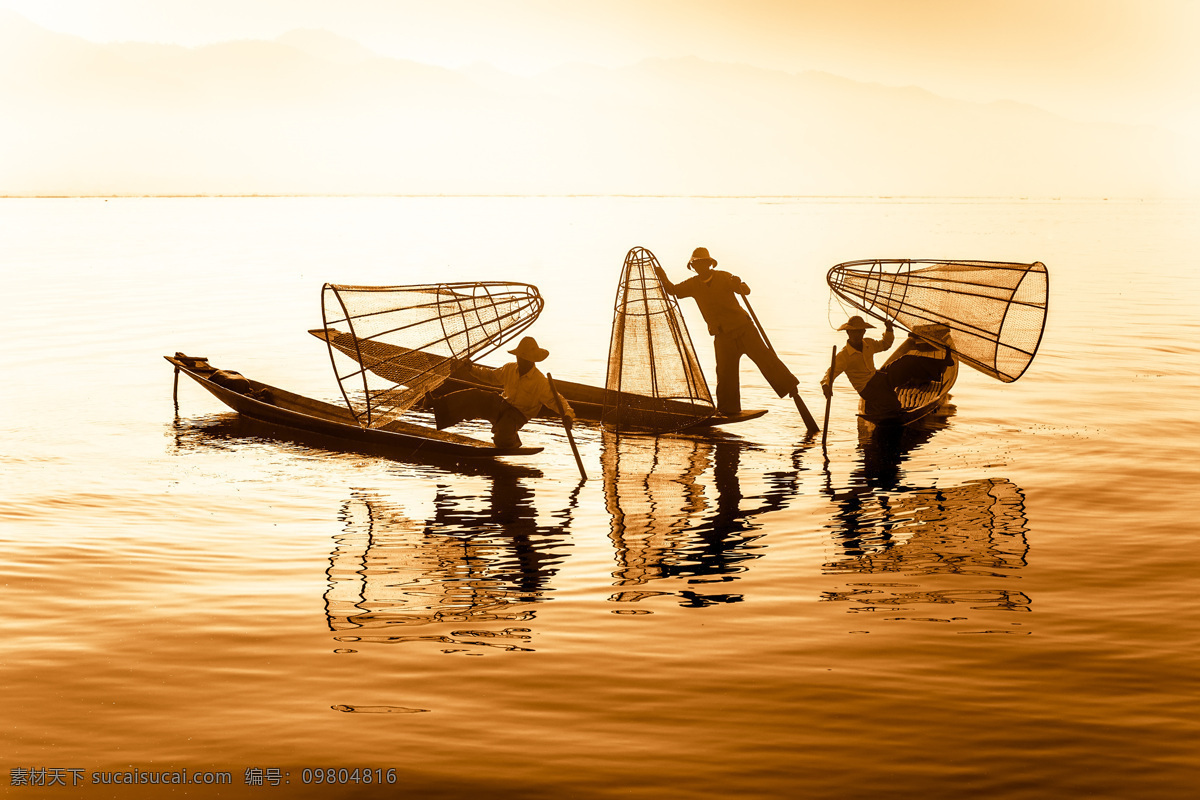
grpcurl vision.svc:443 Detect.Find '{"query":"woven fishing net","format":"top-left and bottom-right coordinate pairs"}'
top-left (827, 259), bottom-right (1048, 383)
top-left (321, 282), bottom-right (543, 428)
top-left (603, 247), bottom-right (716, 432)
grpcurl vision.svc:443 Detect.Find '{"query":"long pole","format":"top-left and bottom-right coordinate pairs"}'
top-left (822, 345), bottom-right (836, 448)
top-left (547, 374), bottom-right (586, 481)
top-left (741, 295), bottom-right (820, 435)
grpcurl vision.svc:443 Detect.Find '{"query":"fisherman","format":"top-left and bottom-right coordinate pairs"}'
top-left (822, 316), bottom-right (953, 416)
top-left (432, 336), bottom-right (574, 449)
top-left (655, 247), bottom-right (800, 416)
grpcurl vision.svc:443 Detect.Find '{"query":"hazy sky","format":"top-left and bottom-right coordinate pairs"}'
top-left (2, 1), bottom-right (1196, 197)
top-left (2, 0), bottom-right (1197, 132)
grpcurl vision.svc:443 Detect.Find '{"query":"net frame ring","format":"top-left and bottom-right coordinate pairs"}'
top-left (321, 280), bottom-right (546, 430)
top-left (826, 258), bottom-right (1049, 384)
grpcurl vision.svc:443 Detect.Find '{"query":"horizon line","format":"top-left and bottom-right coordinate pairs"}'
top-left (0, 193), bottom-right (1184, 202)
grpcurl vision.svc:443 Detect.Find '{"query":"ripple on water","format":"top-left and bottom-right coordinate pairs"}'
top-left (331, 704), bottom-right (430, 714)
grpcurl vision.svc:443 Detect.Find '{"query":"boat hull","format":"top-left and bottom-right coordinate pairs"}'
top-left (167, 355), bottom-right (543, 459)
top-left (857, 344), bottom-right (959, 427)
top-left (310, 329), bottom-right (765, 432)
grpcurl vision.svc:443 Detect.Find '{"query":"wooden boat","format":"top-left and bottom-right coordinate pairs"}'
top-left (310, 328), bottom-right (766, 431)
top-left (166, 353), bottom-right (543, 459)
top-left (857, 329), bottom-right (958, 426)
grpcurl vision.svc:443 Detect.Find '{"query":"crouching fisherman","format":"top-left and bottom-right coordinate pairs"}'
top-left (432, 336), bottom-right (574, 448)
top-left (821, 316), bottom-right (953, 416)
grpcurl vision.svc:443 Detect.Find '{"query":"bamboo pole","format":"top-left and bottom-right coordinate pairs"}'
top-left (822, 345), bottom-right (837, 449)
top-left (547, 374), bottom-right (586, 481)
top-left (741, 295), bottom-right (820, 435)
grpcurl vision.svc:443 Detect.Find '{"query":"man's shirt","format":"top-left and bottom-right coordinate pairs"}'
top-left (672, 270), bottom-right (753, 336)
top-left (485, 362), bottom-right (574, 421)
top-left (821, 328), bottom-right (896, 394)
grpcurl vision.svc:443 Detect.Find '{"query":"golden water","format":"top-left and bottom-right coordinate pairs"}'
top-left (1, 197), bottom-right (1197, 798)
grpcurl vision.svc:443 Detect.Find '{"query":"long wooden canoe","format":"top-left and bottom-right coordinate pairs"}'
top-left (166, 354), bottom-right (543, 459)
top-left (309, 328), bottom-right (767, 431)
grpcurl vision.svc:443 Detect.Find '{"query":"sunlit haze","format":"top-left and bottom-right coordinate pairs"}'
top-left (1, 0), bottom-right (1197, 196)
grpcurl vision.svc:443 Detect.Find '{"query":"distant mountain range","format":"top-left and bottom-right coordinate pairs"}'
top-left (0, 11), bottom-right (1187, 197)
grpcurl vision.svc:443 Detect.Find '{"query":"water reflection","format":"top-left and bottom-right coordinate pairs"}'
top-left (325, 476), bottom-right (575, 651)
top-left (852, 402), bottom-right (955, 490)
top-left (169, 412), bottom-right (542, 478)
top-left (602, 430), bottom-right (806, 608)
top-left (821, 411), bottom-right (1031, 629)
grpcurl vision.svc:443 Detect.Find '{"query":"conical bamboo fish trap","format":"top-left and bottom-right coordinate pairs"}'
top-left (321, 281), bottom-right (543, 428)
top-left (828, 259), bottom-right (1048, 383)
top-left (603, 247), bottom-right (716, 432)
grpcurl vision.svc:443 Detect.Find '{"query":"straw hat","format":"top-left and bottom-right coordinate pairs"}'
top-left (688, 247), bottom-right (717, 268)
top-left (509, 336), bottom-right (549, 362)
top-left (837, 315), bottom-right (875, 331)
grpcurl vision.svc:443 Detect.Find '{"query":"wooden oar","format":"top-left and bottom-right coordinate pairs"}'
top-left (547, 373), bottom-right (586, 481)
top-left (741, 295), bottom-right (820, 435)
top-left (822, 344), bottom-right (836, 449)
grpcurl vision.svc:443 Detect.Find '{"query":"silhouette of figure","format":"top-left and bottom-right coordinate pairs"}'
top-left (656, 247), bottom-right (800, 415)
top-left (822, 315), bottom-right (954, 417)
top-left (433, 336), bottom-right (574, 448)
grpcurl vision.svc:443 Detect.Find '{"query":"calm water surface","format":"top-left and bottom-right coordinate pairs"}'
top-left (1, 197), bottom-right (1197, 798)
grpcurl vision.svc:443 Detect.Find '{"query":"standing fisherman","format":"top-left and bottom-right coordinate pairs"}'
top-left (655, 247), bottom-right (801, 417)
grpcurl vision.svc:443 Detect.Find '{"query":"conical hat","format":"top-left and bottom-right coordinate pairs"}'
top-left (509, 336), bottom-right (549, 362)
top-left (837, 315), bottom-right (875, 331)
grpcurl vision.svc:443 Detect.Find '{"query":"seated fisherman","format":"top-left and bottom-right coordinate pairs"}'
top-left (821, 316), bottom-right (953, 415)
top-left (432, 336), bottom-right (574, 448)
top-left (655, 246), bottom-right (800, 416)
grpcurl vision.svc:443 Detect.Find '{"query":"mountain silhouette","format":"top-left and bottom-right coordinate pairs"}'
top-left (0, 11), bottom-right (1185, 197)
